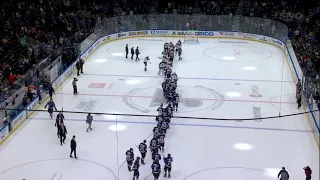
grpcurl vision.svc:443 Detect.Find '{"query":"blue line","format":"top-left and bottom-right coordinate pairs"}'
top-left (83, 73), bottom-right (294, 83)
top-left (31, 117), bottom-right (312, 133)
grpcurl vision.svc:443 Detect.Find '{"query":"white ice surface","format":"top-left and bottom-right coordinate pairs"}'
top-left (0, 37), bottom-right (318, 180)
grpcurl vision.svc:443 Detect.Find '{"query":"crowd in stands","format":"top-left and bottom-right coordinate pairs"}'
top-left (0, 0), bottom-right (319, 106)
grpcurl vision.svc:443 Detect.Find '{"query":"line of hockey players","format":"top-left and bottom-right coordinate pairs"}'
top-left (125, 41), bottom-right (182, 180)
top-left (158, 40), bottom-right (182, 76)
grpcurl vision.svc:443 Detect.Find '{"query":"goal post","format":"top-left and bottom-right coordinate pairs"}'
top-left (184, 33), bottom-right (198, 42)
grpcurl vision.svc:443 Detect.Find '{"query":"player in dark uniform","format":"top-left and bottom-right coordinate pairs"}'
top-left (149, 137), bottom-right (159, 155)
top-left (164, 67), bottom-right (172, 79)
top-left (151, 159), bottom-right (161, 180)
top-left (158, 134), bottom-right (165, 152)
top-left (132, 157), bottom-right (140, 180)
top-left (138, 140), bottom-right (147, 164)
top-left (163, 154), bottom-right (173, 178)
top-left (165, 104), bottom-right (174, 118)
top-left (157, 103), bottom-right (164, 115)
top-left (45, 100), bottom-right (57, 119)
top-left (172, 93), bottom-right (179, 111)
top-left (160, 120), bottom-right (169, 134)
top-left (155, 115), bottom-right (163, 123)
top-left (126, 148), bottom-right (134, 171)
top-left (152, 151), bottom-right (161, 162)
top-left (153, 125), bottom-right (161, 138)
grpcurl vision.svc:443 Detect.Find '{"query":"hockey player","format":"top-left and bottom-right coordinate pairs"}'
top-left (138, 140), bottom-right (147, 164)
top-left (72, 77), bottom-right (78, 95)
top-left (165, 104), bottom-right (174, 118)
top-left (132, 157), bottom-right (140, 180)
top-left (164, 66), bottom-right (172, 79)
top-left (158, 61), bottom-right (166, 76)
top-left (135, 47), bottom-right (140, 61)
top-left (172, 93), bottom-right (179, 111)
top-left (131, 47), bottom-right (135, 60)
top-left (163, 115), bottom-right (171, 124)
top-left (163, 154), bottom-right (173, 178)
top-left (45, 100), bottom-right (57, 118)
top-left (151, 160), bottom-right (161, 180)
top-left (155, 115), bottom-right (163, 123)
top-left (86, 113), bottom-right (93, 132)
top-left (158, 134), bottom-right (165, 152)
top-left (152, 151), bottom-right (161, 162)
top-left (126, 148), bottom-right (134, 171)
top-left (164, 42), bottom-right (169, 51)
top-left (153, 124), bottom-right (161, 138)
top-left (160, 120), bottom-right (169, 134)
top-left (171, 73), bottom-right (178, 82)
top-left (177, 48), bottom-right (182, 60)
top-left (157, 103), bottom-right (163, 115)
top-left (149, 137), bottom-right (160, 155)
top-left (143, 56), bottom-right (151, 71)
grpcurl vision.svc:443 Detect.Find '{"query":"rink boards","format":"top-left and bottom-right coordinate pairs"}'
top-left (0, 30), bottom-right (319, 147)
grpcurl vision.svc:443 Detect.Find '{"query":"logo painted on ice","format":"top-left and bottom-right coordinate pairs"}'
top-left (73, 100), bottom-right (99, 111)
top-left (123, 85), bottom-right (225, 113)
top-left (252, 106), bottom-right (262, 122)
top-left (249, 85), bottom-right (262, 98)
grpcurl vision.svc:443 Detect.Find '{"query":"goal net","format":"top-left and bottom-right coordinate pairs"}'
top-left (184, 34), bottom-right (198, 42)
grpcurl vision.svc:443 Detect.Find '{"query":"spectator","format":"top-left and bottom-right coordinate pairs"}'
top-left (27, 90), bottom-right (33, 102)
top-left (8, 72), bottom-right (15, 85)
top-left (22, 95), bottom-right (28, 106)
top-left (37, 87), bottom-right (42, 104)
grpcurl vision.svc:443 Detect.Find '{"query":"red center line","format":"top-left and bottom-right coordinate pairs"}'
top-left (57, 92), bottom-right (296, 104)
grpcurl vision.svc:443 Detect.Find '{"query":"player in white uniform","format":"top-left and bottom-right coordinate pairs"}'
top-left (144, 56), bottom-right (151, 71)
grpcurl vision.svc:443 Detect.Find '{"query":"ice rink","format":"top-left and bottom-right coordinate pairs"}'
top-left (0, 37), bottom-right (319, 180)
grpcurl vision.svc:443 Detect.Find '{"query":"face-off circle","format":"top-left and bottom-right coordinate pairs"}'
top-left (0, 158), bottom-right (116, 180)
top-left (122, 85), bottom-right (225, 113)
top-left (203, 45), bottom-right (273, 62)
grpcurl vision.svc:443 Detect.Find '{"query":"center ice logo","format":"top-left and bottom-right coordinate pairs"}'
top-left (249, 85), bottom-right (262, 98)
top-left (123, 85), bottom-right (225, 113)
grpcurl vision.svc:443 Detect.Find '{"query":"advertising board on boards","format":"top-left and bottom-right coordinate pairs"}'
top-left (218, 32), bottom-right (234, 36)
top-left (11, 111), bottom-right (26, 130)
top-left (129, 31), bottom-right (148, 36)
top-left (118, 33), bottom-right (127, 38)
top-left (195, 31), bottom-right (214, 36)
top-left (0, 126), bottom-right (9, 142)
top-left (150, 30), bottom-right (169, 35)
